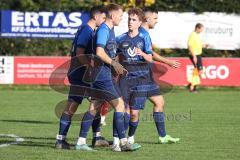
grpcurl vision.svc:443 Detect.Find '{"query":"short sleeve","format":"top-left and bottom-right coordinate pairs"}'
top-left (96, 27), bottom-right (109, 48)
top-left (76, 27), bottom-right (92, 48)
top-left (188, 32), bottom-right (195, 47)
top-left (143, 33), bottom-right (153, 55)
top-left (116, 35), bottom-right (121, 44)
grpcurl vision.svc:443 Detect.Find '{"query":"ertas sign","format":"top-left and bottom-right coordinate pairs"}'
top-left (0, 10), bottom-right (90, 38)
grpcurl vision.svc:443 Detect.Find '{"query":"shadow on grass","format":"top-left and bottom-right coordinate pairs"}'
top-left (21, 136), bottom-right (56, 140)
top-left (0, 119), bottom-right (57, 124)
top-left (12, 136), bottom-right (74, 148)
top-left (137, 140), bottom-right (181, 145)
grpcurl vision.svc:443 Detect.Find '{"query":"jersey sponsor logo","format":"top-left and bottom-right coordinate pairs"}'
top-left (127, 47), bottom-right (136, 57)
top-left (136, 41), bottom-right (144, 49)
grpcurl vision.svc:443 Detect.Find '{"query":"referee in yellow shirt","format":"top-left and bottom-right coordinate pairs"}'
top-left (187, 23), bottom-right (208, 92)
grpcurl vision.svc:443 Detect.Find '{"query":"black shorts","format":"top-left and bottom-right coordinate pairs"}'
top-left (189, 55), bottom-right (203, 70)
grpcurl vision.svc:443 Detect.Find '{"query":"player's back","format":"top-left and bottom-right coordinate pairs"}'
top-left (71, 24), bottom-right (95, 57)
top-left (68, 24), bottom-right (95, 82)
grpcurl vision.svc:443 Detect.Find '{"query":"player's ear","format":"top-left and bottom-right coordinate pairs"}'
top-left (93, 15), bottom-right (97, 21)
top-left (110, 12), bottom-right (114, 20)
top-left (144, 17), bottom-right (149, 22)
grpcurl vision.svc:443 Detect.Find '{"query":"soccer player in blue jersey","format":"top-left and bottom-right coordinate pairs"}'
top-left (113, 7), bottom-right (180, 149)
top-left (90, 3), bottom-right (137, 152)
top-left (55, 6), bottom-right (107, 150)
top-left (127, 7), bottom-right (180, 144)
top-left (113, 7), bottom-right (153, 151)
top-left (140, 8), bottom-right (180, 68)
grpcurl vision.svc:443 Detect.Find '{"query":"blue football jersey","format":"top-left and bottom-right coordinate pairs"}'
top-left (71, 24), bottom-right (94, 56)
top-left (117, 32), bottom-right (152, 63)
top-left (95, 23), bottom-right (117, 58)
top-left (118, 30), bottom-right (159, 105)
top-left (139, 26), bottom-right (153, 47)
top-left (68, 24), bottom-right (94, 81)
top-left (117, 31), bottom-right (153, 78)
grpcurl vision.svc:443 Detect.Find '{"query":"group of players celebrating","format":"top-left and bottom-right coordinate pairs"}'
top-left (55, 3), bottom-right (180, 152)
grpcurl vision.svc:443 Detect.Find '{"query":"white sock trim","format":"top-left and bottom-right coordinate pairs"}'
top-left (56, 134), bottom-right (66, 140)
top-left (93, 132), bottom-right (101, 137)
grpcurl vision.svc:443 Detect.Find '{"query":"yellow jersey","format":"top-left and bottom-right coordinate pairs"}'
top-left (187, 32), bottom-right (203, 56)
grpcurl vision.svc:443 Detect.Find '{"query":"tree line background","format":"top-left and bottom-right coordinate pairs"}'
top-left (0, 0), bottom-right (239, 57)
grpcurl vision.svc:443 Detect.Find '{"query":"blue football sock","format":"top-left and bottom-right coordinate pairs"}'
top-left (113, 112), bottom-right (126, 139)
top-left (153, 112), bottom-right (166, 137)
top-left (79, 111), bottom-right (94, 138)
top-left (113, 118), bottom-right (118, 137)
top-left (92, 112), bottom-right (101, 133)
top-left (124, 112), bottom-right (130, 132)
top-left (58, 113), bottom-right (72, 138)
top-left (92, 112), bottom-right (101, 140)
top-left (113, 112), bottom-right (130, 138)
top-left (128, 121), bottom-right (139, 137)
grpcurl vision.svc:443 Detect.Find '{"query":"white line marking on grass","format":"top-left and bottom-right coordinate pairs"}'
top-left (0, 134), bottom-right (24, 148)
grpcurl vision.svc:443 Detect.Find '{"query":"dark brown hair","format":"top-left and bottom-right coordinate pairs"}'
top-left (90, 5), bottom-right (105, 19)
top-left (128, 7), bottom-right (145, 22)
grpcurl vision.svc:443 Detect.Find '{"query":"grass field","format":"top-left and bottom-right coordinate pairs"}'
top-left (0, 86), bottom-right (240, 160)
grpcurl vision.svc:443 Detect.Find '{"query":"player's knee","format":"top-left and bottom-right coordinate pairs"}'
top-left (63, 111), bottom-right (74, 117)
top-left (88, 108), bottom-right (97, 115)
top-left (110, 98), bottom-right (125, 112)
top-left (131, 113), bottom-right (139, 122)
top-left (64, 101), bottom-right (79, 115)
top-left (88, 102), bottom-right (98, 115)
top-left (130, 110), bottom-right (139, 122)
top-left (153, 99), bottom-right (164, 112)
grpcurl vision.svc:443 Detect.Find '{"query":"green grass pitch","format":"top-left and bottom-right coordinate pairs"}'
top-left (0, 86), bottom-right (240, 160)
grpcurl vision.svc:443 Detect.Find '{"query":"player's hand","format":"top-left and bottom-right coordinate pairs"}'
top-left (168, 60), bottom-right (181, 68)
top-left (135, 48), bottom-right (143, 56)
top-left (111, 60), bottom-right (128, 75)
top-left (135, 48), bottom-right (153, 62)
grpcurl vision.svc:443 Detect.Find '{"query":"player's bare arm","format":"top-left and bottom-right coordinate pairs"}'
top-left (135, 47), bottom-right (153, 62)
top-left (152, 51), bottom-right (180, 68)
top-left (96, 47), bottom-right (127, 75)
top-left (76, 47), bottom-right (90, 65)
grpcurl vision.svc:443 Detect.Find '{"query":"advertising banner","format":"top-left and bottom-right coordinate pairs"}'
top-left (0, 56), bottom-right (14, 84)
top-left (0, 56), bottom-right (239, 86)
top-left (153, 58), bottom-right (240, 86)
top-left (14, 56), bottom-right (69, 84)
top-left (1, 10), bottom-right (90, 38)
top-left (115, 12), bottom-right (240, 50)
